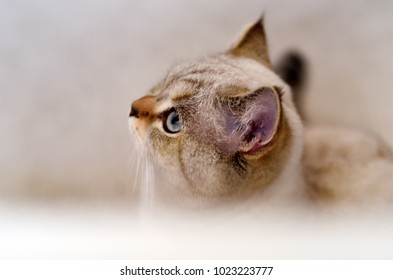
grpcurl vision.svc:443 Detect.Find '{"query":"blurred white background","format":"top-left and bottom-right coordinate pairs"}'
top-left (1, 0), bottom-right (393, 259)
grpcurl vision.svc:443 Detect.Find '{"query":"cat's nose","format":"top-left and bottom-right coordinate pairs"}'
top-left (129, 106), bottom-right (139, 118)
top-left (129, 95), bottom-right (155, 120)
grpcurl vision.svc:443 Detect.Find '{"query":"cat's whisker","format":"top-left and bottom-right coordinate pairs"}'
top-left (123, 150), bottom-right (136, 196)
top-left (146, 154), bottom-right (155, 206)
top-left (121, 128), bottom-right (139, 198)
top-left (143, 156), bottom-right (150, 206)
top-left (139, 152), bottom-right (153, 209)
top-left (133, 150), bottom-right (142, 195)
top-left (127, 147), bottom-right (138, 176)
top-left (138, 154), bottom-right (149, 211)
top-left (127, 121), bottom-right (156, 210)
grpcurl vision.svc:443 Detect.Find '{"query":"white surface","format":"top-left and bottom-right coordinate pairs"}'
top-left (1, 201), bottom-right (393, 259)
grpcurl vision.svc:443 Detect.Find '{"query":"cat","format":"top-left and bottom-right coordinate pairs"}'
top-left (128, 18), bottom-right (393, 207)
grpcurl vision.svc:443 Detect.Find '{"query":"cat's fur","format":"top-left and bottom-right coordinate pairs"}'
top-left (129, 18), bottom-right (393, 205)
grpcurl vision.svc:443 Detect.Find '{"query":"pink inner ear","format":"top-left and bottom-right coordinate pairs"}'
top-left (237, 89), bottom-right (280, 154)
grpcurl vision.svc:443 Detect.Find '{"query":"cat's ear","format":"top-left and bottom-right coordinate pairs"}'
top-left (222, 87), bottom-right (281, 155)
top-left (228, 17), bottom-right (271, 66)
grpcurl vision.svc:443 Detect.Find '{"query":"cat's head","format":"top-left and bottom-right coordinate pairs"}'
top-left (129, 19), bottom-right (303, 199)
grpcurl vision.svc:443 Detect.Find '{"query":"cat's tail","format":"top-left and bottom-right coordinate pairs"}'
top-left (275, 51), bottom-right (307, 120)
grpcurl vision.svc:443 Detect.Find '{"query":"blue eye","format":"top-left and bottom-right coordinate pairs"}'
top-left (163, 108), bottom-right (181, 134)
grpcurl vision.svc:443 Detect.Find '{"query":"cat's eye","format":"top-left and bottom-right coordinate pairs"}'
top-left (163, 108), bottom-right (181, 134)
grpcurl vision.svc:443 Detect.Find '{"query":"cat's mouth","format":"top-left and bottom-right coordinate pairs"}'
top-left (128, 118), bottom-right (146, 148)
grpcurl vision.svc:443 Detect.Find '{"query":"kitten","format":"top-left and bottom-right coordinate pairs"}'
top-left (129, 18), bottom-right (393, 206)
